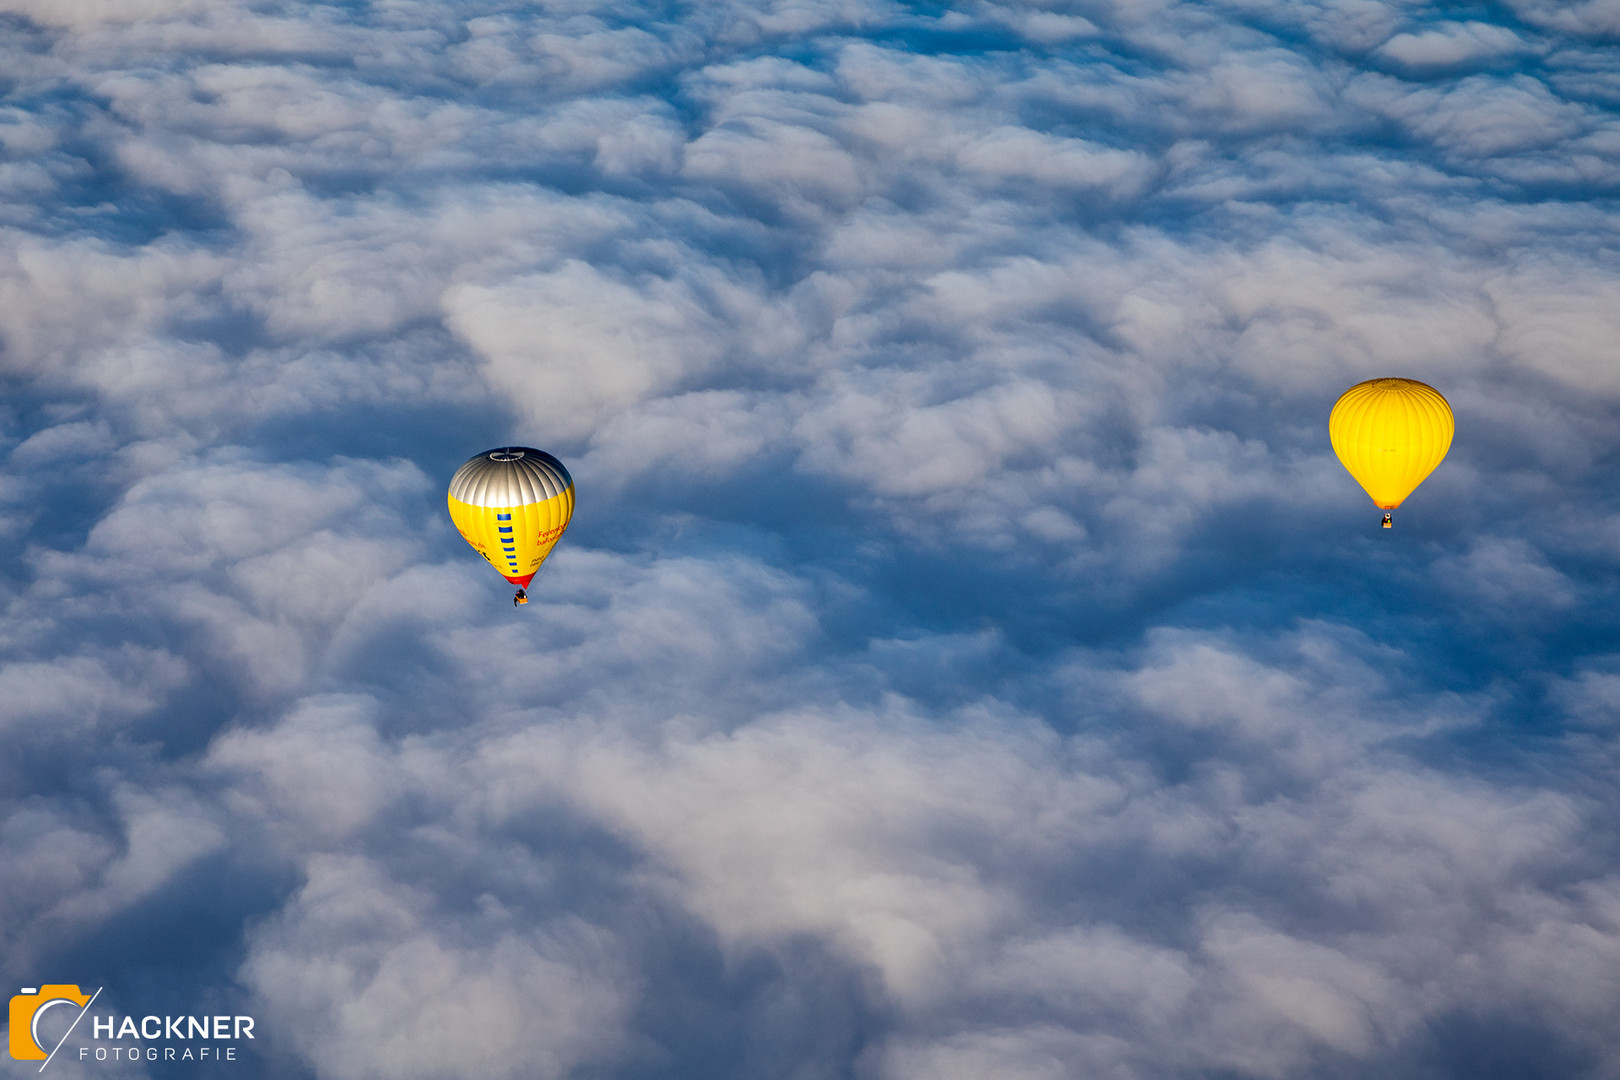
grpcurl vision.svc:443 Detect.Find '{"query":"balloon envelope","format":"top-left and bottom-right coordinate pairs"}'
top-left (1328, 378), bottom-right (1453, 510)
top-left (447, 447), bottom-right (574, 587)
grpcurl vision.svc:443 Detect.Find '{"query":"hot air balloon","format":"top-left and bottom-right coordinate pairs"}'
top-left (1328, 378), bottom-right (1453, 528)
top-left (447, 447), bottom-right (574, 605)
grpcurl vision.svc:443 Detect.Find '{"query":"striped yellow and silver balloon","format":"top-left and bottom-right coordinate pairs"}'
top-left (447, 447), bottom-right (574, 588)
top-left (1328, 378), bottom-right (1454, 516)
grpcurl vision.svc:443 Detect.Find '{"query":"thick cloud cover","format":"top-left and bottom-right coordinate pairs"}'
top-left (2, 0), bottom-right (1619, 1077)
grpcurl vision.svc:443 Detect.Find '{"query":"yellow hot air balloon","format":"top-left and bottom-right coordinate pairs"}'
top-left (1329, 378), bottom-right (1453, 527)
top-left (448, 447), bottom-right (574, 604)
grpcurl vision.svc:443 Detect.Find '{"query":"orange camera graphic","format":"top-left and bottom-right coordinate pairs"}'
top-left (9, 985), bottom-right (95, 1061)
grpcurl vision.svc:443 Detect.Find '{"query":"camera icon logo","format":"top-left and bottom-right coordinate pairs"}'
top-left (9, 985), bottom-right (96, 1062)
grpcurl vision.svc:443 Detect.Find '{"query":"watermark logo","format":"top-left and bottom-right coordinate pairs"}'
top-left (9, 986), bottom-right (253, 1069)
top-left (9, 985), bottom-right (101, 1069)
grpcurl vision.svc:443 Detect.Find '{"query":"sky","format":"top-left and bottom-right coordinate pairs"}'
top-left (1, 0), bottom-right (1619, 1077)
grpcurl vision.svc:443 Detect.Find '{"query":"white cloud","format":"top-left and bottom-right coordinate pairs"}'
top-left (0, 785), bottom-right (226, 973)
top-left (955, 127), bottom-right (1156, 198)
top-left (446, 260), bottom-right (739, 443)
top-left (3, 1), bottom-right (1620, 1076)
top-left (207, 695), bottom-right (403, 843)
top-left (0, 0), bottom-right (216, 29)
top-left (0, 235), bottom-right (224, 380)
top-left (1500, 0), bottom-right (1620, 38)
top-left (1374, 21), bottom-right (1535, 74)
top-left (1352, 72), bottom-right (1589, 158)
top-left (0, 647), bottom-right (188, 738)
top-left (240, 855), bottom-right (633, 1080)
top-left (18, 454), bottom-right (429, 697)
top-left (1431, 535), bottom-right (1578, 614)
top-left (445, 622), bottom-right (1620, 1075)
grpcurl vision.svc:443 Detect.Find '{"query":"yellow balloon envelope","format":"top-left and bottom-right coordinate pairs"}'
top-left (447, 447), bottom-right (574, 589)
top-left (1328, 378), bottom-right (1453, 518)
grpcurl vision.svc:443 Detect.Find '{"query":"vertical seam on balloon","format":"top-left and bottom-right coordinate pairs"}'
top-left (1434, 392), bottom-right (1453, 469)
top-left (1415, 391), bottom-right (1428, 494)
top-left (1437, 392), bottom-right (1450, 456)
top-left (1411, 388), bottom-right (1430, 496)
top-left (1417, 387), bottom-right (1436, 497)
top-left (1354, 388), bottom-right (1378, 502)
top-left (1438, 393), bottom-right (1454, 459)
top-left (1371, 388), bottom-right (1388, 503)
top-left (1358, 387), bottom-right (1379, 505)
top-left (1405, 386), bottom-right (1423, 500)
top-left (1386, 386), bottom-right (1412, 508)
top-left (1395, 387), bottom-right (1413, 498)
top-left (1418, 392), bottom-right (1437, 485)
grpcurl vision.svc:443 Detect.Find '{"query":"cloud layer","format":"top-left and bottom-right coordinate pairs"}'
top-left (3, 1), bottom-right (1620, 1078)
